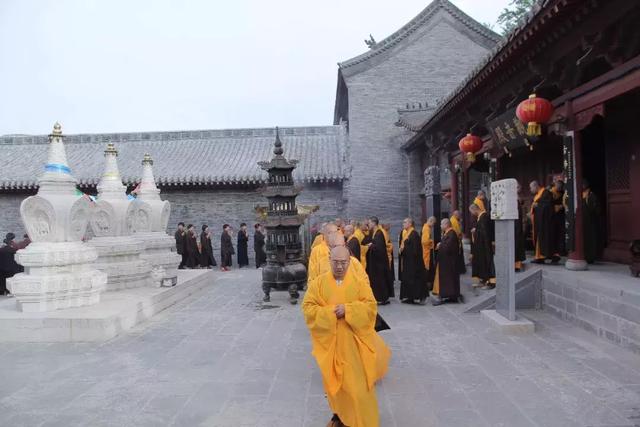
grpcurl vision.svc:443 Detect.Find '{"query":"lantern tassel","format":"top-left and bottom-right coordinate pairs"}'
top-left (466, 152), bottom-right (476, 162)
top-left (527, 122), bottom-right (542, 136)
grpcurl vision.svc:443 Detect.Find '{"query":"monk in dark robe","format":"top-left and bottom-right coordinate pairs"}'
top-left (551, 180), bottom-right (567, 256)
top-left (344, 224), bottom-right (361, 261)
top-left (174, 222), bottom-right (186, 269)
top-left (237, 223), bottom-right (249, 268)
top-left (399, 218), bottom-right (427, 304)
top-left (200, 225), bottom-right (217, 268)
top-left (221, 224), bottom-right (235, 271)
top-left (364, 216), bottom-right (391, 305)
top-left (582, 180), bottom-right (602, 264)
top-left (515, 185), bottom-right (526, 272)
top-left (470, 204), bottom-right (496, 289)
top-left (432, 219), bottom-right (463, 306)
top-left (0, 233), bottom-right (23, 295)
top-left (382, 223), bottom-right (395, 297)
top-left (185, 224), bottom-right (200, 269)
top-left (254, 223), bottom-right (267, 268)
top-left (529, 180), bottom-right (557, 264)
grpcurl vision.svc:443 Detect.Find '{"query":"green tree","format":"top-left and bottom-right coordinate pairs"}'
top-left (496, 0), bottom-right (536, 36)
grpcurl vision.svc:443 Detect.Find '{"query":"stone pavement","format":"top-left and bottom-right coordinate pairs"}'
top-left (0, 268), bottom-right (639, 427)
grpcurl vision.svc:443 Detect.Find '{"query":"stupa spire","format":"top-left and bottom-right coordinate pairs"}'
top-left (38, 122), bottom-right (76, 192)
top-left (96, 143), bottom-right (126, 199)
top-left (137, 153), bottom-right (160, 200)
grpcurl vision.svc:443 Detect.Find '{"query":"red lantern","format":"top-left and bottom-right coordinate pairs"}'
top-left (516, 94), bottom-right (554, 136)
top-left (458, 133), bottom-right (483, 162)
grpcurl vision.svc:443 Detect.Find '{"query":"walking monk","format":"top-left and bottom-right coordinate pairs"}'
top-left (303, 245), bottom-right (391, 427)
top-left (421, 216), bottom-right (436, 289)
top-left (399, 218), bottom-right (426, 304)
top-left (432, 219), bottom-right (463, 306)
top-left (529, 181), bottom-right (557, 263)
top-left (344, 224), bottom-right (361, 261)
top-left (364, 217), bottom-right (391, 305)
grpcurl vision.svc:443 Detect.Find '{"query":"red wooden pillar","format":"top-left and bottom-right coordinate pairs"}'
top-left (566, 100), bottom-right (588, 270)
top-left (450, 159), bottom-right (458, 212)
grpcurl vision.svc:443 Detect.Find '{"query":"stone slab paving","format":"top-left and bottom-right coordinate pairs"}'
top-left (0, 268), bottom-right (639, 427)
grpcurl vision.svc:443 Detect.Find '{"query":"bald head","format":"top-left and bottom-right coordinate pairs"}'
top-left (326, 232), bottom-right (346, 249)
top-left (330, 245), bottom-right (351, 280)
top-left (477, 190), bottom-right (486, 199)
top-left (529, 180), bottom-right (540, 194)
top-left (452, 210), bottom-right (461, 220)
top-left (323, 223), bottom-right (338, 237)
top-left (469, 203), bottom-right (481, 217)
top-left (344, 224), bottom-right (355, 238)
top-left (427, 216), bottom-right (437, 226)
top-left (441, 218), bottom-right (451, 231)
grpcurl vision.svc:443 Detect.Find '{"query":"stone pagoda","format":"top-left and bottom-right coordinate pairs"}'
top-left (86, 143), bottom-right (151, 291)
top-left (257, 128), bottom-right (307, 304)
top-left (7, 123), bottom-right (107, 312)
top-left (130, 153), bottom-right (180, 287)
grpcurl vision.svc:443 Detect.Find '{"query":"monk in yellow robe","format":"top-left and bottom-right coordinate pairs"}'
top-left (473, 190), bottom-right (487, 213)
top-left (421, 216), bottom-right (436, 286)
top-left (353, 222), bottom-right (369, 270)
top-left (311, 223), bottom-right (329, 250)
top-left (303, 245), bottom-right (391, 427)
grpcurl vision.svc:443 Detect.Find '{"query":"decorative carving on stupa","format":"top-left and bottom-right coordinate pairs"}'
top-left (130, 153), bottom-right (180, 287)
top-left (86, 143), bottom-right (152, 291)
top-left (7, 123), bottom-right (107, 312)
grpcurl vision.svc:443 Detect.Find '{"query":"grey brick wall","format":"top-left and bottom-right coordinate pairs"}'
top-left (542, 272), bottom-right (640, 354)
top-left (0, 193), bottom-right (31, 237)
top-left (0, 182), bottom-right (343, 262)
top-left (342, 10), bottom-right (493, 235)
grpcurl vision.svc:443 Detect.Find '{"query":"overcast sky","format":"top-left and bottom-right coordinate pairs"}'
top-left (0, 0), bottom-right (510, 136)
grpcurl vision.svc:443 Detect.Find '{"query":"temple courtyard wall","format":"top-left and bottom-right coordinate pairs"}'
top-left (0, 181), bottom-right (344, 263)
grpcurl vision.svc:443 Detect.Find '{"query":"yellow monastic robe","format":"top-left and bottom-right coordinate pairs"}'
top-left (311, 234), bottom-right (324, 249)
top-left (450, 216), bottom-right (462, 240)
top-left (302, 267), bottom-right (391, 427)
top-left (421, 223), bottom-right (433, 270)
top-left (381, 228), bottom-right (393, 264)
top-left (531, 187), bottom-right (545, 260)
top-left (473, 197), bottom-right (486, 212)
top-left (354, 228), bottom-right (368, 269)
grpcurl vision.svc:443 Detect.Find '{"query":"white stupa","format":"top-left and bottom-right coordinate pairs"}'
top-left (130, 153), bottom-right (180, 287)
top-left (7, 123), bottom-right (107, 312)
top-left (86, 143), bottom-right (152, 290)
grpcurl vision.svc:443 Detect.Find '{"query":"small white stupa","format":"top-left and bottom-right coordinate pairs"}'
top-left (86, 143), bottom-right (152, 291)
top-left (7, 123), bottom-right (107, 312)
top-left (130, 153), bottom-right (180, 287)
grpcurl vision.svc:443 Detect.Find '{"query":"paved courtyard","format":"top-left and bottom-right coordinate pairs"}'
top-left (1, 268), bottom-right (639, 427)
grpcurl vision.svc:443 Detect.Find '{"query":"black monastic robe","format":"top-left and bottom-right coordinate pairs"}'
top-left (174, 230), bottom-right (186, 268)
top-left (346, 236), bottom-right (361, 261)
top-left (583, 190), bottom-right (602, 264)
top-left (551, 188), bottom-right (566, 256)
top-left (399, 229), bottom-right (427, 301)
top-left (221, 232), bottom-right (234, 267)
top-left (200, 231), bottom-right (217, 267)
top-left (365, 228), bottom-right (391, 303)
top-left (531, 188), bottom-right (555, 259)
top-left (254, 230), bottom-right (267, 268)
top-left (237, 229), bottom-right (249, 267)
top-left (185, 231), bottom-right (200, 268)
top-left (471, 212), bottom-right (495, 284)
top-left (434, 229), bottom-right (461, 299)
top-left (0, 245), bottom-right (22, 295)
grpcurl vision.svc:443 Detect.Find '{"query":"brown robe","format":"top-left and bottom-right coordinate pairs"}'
top-left (434, 229), bottom-right (461, 299)
top-left (399, 229), bottom-right (427, 301)
top-left (365, 228), bottom-right (391, 303)
top-left (346, 236), bottom-right (361, 261)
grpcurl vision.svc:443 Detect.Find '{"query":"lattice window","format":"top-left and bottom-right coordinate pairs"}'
top-left (606, 142), bottom-right (630, 191)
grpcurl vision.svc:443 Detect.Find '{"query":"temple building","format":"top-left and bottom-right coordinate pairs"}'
top-left (402, 0), bottom-right (640, 351)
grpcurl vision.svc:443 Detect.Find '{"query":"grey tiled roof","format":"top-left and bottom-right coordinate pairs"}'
top-left (0, 125), bottom-right (348, 189)
top-left (338, 0), bottom-right (501, 74)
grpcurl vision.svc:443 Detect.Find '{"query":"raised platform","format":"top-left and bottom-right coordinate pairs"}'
top-left (0, 269), bottom-right (212, 342)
